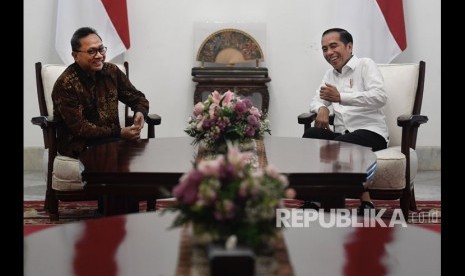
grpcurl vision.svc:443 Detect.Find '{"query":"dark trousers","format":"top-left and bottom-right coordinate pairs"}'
top-left (302, 127), bottom-right (387, 152)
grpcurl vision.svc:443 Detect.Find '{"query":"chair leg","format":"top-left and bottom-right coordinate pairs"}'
top-left (48, 198), bottom-right (59, 221)
top-left (400, 189), bottom-right (411, 222)
top-left (400, 199), bottom-right (409, 222)
top-left (44, 189), bottom-right (53, 212)
top-left (45, 188), bottom-right (60, 221)
top-left (97, 196), bottom-right (104, 214)
top-left (409, 186), bottom-right (418, 211)
top-left (147, 198), bottom-right (155, 211)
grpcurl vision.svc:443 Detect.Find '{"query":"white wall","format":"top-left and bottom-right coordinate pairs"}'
top-left (24, 0), bottom-right (441, 148)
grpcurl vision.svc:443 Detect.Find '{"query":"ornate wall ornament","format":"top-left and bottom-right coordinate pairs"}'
top-left (196, 28), bottom-right (264, 66)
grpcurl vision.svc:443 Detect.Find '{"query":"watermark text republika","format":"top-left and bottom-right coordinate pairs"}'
top-left (276, 208), bottom-right (407, 228)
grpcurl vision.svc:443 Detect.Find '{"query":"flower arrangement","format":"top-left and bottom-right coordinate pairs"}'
top-left (185, 90), bottom-right (271, 150)
top-left (169, 142), bottom-right (288, 249)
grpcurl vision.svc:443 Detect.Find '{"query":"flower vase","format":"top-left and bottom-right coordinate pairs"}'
top-left (189, 224), bottom-right (278, 276)
top-left (190, 222), bottom-right (216, 247)
top-left (199, 140), bottom-right (227, 155)
top-left (191, 243), bottom-right (279, 276)
top-left (200, 139), bottom-right (256, 155)
top-left (238, 139), bottom-right (256, 152)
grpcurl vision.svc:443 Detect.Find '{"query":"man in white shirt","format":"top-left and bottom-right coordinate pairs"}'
top-left (303, 28), bottom-right (389, 214)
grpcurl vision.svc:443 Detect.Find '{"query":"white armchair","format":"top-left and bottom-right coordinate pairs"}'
top-left (298, 61), bottom-right (428, 219)
top-left (31, 62), bottom-right (161, 220)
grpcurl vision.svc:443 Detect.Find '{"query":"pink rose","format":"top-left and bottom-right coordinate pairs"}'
top-left (249, 106), bottom-right (261, 116)
top-left (247, 114), bottom-right (260, 127)
top-left (245, 125), bottom-right (255, 137)
top-left (226, 143), bottom-right (253, 168)
top-left (234, 100), bottom-right (247, 113)
top-left (197, 156), bottom-right (224, 177)
top-left (242, 98), bottom-right (253, 108)
top-left (193, 102), bottom-right (205, 116)
top-left (172, 170), bottom-right (203, 204)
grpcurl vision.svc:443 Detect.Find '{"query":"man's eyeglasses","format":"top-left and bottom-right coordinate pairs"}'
top-left (75, 46), bottom-right (107, 56)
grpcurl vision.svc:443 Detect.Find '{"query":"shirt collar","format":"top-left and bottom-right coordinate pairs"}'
top-left (334, 55), bottom-right (359, 76)
top-left (72, 62), bottom-right (105, 81)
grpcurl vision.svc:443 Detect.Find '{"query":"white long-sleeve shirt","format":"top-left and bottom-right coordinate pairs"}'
top-left (309, 56), bottom-right (389, 143)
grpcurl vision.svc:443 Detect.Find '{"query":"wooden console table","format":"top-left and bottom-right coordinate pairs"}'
top-left (192, 67), bottom-right (271, 113)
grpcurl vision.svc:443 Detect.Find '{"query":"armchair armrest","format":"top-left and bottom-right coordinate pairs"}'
top-left (297, 112), bottom-right (316, 125)
top-left (146, 113), bottom-right (162, 125)
top-left (397, 114), bottom-right (428, 127)
top-left (298, 112), bottom-right (316, 132)
top-left (145, 113), bottom-right (162, 139)
top-left (297, 112), bottom-right (335, 132)
top-left (125, 113), bottom-right (162, 139)
top-left (31, 116), bottom-right (60, 129)
top-left (397, 114), bottom-right (428, 156)
top-left (31, 116), bottom-right (61, 151)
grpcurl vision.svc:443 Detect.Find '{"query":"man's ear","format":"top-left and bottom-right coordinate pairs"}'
top-left (347, 42), bottom-right (353, 54)
top-left (72, 52), bottom-right (78, 60)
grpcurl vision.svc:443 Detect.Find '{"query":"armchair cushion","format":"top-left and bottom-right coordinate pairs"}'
top-left (52, 155), bottom-right (84, 191)
top-left (34, 61), bottom-right (160, 220)
top-left (297, 61), bottom-right (426, 218)
top-left (378, 64), bottom-right (419, 147)
top-left (41, 65), bottom-right (66, 116)
top-left (41, 63), bottom-right (127, 192)
top-left (41, 64), bottom-right (127, 116)
top-left (367, 146), bottom-right (418, 190)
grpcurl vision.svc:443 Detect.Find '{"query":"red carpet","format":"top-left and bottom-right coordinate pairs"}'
top-left (24, 199), bottom-right (440, 236)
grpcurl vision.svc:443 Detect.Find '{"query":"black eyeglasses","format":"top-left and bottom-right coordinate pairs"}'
top-left (75, 46), bottom-right (107, 56)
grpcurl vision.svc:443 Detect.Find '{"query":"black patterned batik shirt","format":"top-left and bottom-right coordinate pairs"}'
top-left (52, 62), bottom-right (149, 158)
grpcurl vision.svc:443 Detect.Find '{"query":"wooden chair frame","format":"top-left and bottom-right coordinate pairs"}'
top-left (31, 61), bottom-right (161, 220)
top-left (297, 61), bottom-right (428, 218)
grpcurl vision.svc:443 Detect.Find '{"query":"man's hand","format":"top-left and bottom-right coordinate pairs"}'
top-left (133, 112), bottom-right (145, 130)
top-left (121, 125), bottom-right (141, 140)
top-left (319, 83), bottom-right (341, 103)
top-left (315, 106), bottom-right (330, 130)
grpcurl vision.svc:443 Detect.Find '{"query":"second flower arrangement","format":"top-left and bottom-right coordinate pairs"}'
top-left (185, 90), bottom-right (271, 150)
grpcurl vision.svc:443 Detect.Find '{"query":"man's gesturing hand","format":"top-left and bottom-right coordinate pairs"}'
top-left (319, 83), bottom-right (341, 103)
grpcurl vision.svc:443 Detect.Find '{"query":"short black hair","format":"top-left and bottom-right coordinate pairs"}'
top-left (322, 28), bottom-right (353, 45)
top-left (70, 27), bottom-right (102, 52)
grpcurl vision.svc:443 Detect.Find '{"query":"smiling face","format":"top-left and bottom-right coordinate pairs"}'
top-left (72, 33), bottom-right (106, 75)
top-left (321, 31), bottom-right (353, 72)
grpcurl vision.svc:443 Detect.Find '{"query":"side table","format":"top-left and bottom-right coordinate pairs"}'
top-left (192, 67), bottom-right (271, 113)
